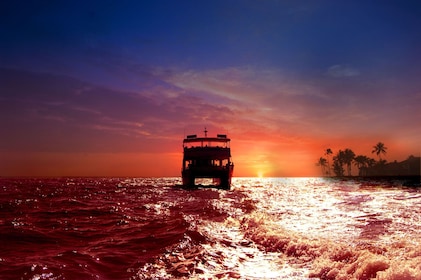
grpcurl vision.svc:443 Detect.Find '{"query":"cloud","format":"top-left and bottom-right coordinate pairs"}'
top-left (0, 67), bottom-right (240, 153)
top-left (327, 64), bottom-right (360, 77)
top-left (164, 66), bottom-right (318, 102)
top-left (161, 66), bottom-right (348, 135)
top-left (158, 64), bottom-right (421, 150)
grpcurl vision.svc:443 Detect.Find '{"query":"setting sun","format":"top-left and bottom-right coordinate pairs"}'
top-left (257, 171), bottom-right (265, 178)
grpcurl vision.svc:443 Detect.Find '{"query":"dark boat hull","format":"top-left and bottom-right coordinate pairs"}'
top-left (182, 165), bottom-right (233, 190)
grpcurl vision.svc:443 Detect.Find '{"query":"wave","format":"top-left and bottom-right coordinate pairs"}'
top-left (241, 211), bottom-right (421, 280)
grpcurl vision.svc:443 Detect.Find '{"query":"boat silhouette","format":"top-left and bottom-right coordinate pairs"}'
top-left (182, 129), bottom-right (234, 189)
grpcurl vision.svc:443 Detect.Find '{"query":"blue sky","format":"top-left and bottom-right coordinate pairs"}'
top-left (1, 0), bottom-right (420, 176)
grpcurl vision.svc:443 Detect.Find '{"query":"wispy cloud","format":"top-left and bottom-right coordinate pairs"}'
top-left (327, 64), bottom-right (360, 78)
top-left (161, 66), bottom-right (370, 136)
top-left (0, 67), bottom-right (241, 152)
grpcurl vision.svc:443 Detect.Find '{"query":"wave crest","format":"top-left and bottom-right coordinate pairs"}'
top-left (241, 211), bottom-right (421, 280)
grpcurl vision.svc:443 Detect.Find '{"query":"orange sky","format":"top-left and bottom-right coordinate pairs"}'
top-left (1, 127), bottom-right (418, 177)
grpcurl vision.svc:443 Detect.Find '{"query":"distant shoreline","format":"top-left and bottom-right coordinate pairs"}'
top-left (327, 175), bottom-right (421, 186)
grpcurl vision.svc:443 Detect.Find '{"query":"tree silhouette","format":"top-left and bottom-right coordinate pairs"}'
top-left (316, 157), bottom-right (328, 176)
top-left (354, 155), bottom-right (367, 169)
top-left (343, 148), bottom-right (355, 176)
top-left (332, 149), bottom-right (355, 176)
top-left (325, 148), bottom-right (333, 176)
top-left (372, 142), bottom-right (387, 161)
top-left (333, 150), bottom-right (345, 176)
top-left (353, 155), bottom-right (374, 176)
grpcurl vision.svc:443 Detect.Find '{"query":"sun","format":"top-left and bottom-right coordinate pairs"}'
top-left (257, 171), bottom-right (265, 178)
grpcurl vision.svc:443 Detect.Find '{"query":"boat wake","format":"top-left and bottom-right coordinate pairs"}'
top-left (135, 178), bottom-right (421, 280)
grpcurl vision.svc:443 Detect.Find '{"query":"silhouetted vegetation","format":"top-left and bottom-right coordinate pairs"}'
top-left (332, 151), bottom-right (345, 177)
top-left (326, 144), bottom-right (379, 176)
top-left (317, 142), bottom-right (420, 178)
top-left (316, 157), bottom-right (328, 176)
top-left (372, 142), bottom-right (387, 160)
top-left (325, 148), bottom-right (333, 176)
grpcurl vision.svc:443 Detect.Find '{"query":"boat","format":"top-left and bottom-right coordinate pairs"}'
top-left (182, 129), bottom-right (234, 189)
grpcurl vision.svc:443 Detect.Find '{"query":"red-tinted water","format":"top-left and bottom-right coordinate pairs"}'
top-left (1, 177), bottom-right (420, 279)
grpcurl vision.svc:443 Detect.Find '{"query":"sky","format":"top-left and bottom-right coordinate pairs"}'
top-left (1, 0), bottom-right (420, 177)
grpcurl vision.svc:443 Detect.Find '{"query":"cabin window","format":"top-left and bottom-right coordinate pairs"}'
top-left (222, 159), bottom-right (229, 166)
top-left (184, 160), bottom-right (193, 169)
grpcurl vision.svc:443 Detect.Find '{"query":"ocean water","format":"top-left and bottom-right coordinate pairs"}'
top-left (0, 177), bottom-right (420, 280)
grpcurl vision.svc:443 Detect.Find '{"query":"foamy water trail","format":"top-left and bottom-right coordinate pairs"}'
top-left (128, 177), bottom-right (421, 279)
top-left (136, 181), bottom-right (311, 279)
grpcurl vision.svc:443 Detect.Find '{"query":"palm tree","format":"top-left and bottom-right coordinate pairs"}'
top-left (372, 142), bottom-right (387, 161)
top-left (354, 155), bottom-right (370, 176)
top-left (316, 157), bottom-right (328, 176)
top-left (325, 148), bottom-right (333, 176)
top-left (354, 155), bottom-right (368, 168)
top-left (343, 148), bottom-right (355, 176)
top-left (333, 150), bottom-right (345, 176)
